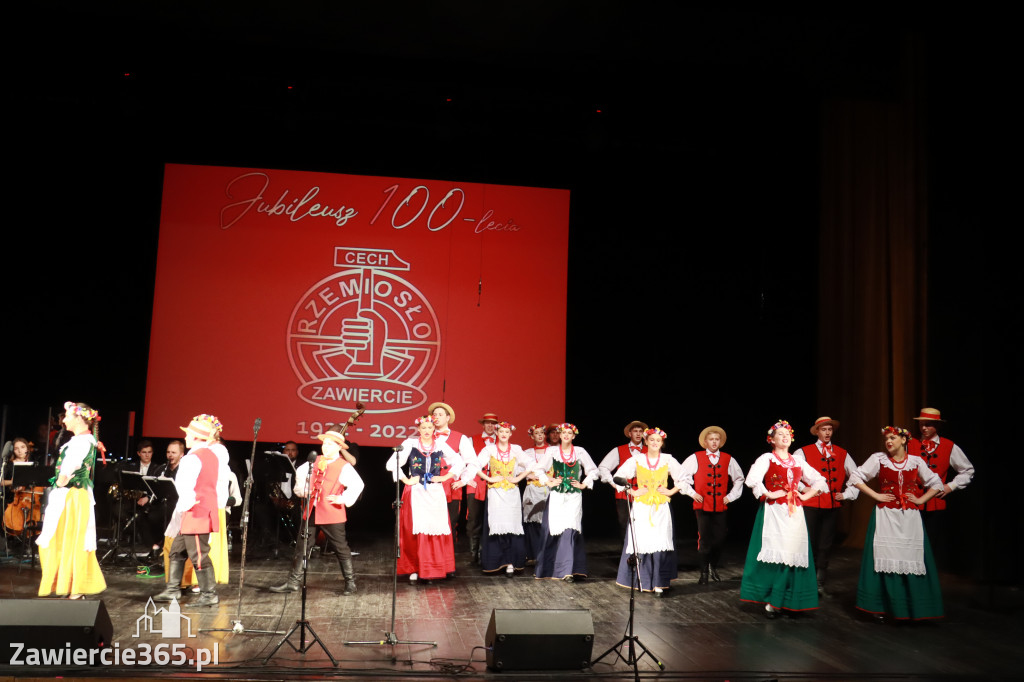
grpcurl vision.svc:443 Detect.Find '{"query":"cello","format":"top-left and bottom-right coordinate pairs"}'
top-left (3, 485), bottom-right (45, 534)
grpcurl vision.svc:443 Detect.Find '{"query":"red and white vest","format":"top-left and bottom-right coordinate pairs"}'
top-left (909, 437), bottom-right (954, 511)
top-left (306, 455), bottom-right (348, 524)
top-left (690, 451), bottom-right (732, 512)
top-left (798, 443), bottom-right (847, 510)
top-left (614, 443), bottom-right (644, 501)
top-left (181, 447), bottom-right (220, 535)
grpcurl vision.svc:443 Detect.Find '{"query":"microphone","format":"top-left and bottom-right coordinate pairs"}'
top-left (613, 476), bottom-right (631, 488)
top-left (307, 452), bottom-right (318, 464)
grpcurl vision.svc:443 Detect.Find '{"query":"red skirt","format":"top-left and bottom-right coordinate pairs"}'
top-left (396, 485), bottom-right (455, 579)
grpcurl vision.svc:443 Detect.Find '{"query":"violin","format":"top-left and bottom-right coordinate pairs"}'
top-left (3, 486), bottom-right (45, 534)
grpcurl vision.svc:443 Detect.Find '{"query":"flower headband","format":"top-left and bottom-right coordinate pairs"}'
top-left (881, 426), bottom-right (911, 440)
top-left (64, 401), bottom-right (100, 423)
top-left (766, 419), bottom-right (793, 442)
top-left (644, 427), bottom-right (667, 439)
top-left (414, 416), bottom-right (434, 426)
top-left (528, 423), bottom-right (545, 435)
top-left (496, 421), bottom-right (516, 431)
top-left (182, 414), bottom-right (223, 440)
top-left (557, 423), bottom-right (579, 435)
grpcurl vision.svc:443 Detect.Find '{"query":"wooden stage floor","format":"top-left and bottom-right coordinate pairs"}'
top-left (1, 532), bottom-right (1020, 681)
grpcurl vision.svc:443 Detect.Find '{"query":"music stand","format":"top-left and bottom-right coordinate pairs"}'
top-left (118, 471), bottom-right (153, 561)
top-left (10, 463), bottom-right (52, 570)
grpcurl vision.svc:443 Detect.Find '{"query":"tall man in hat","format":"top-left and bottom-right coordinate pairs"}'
top-left (908, 407), bottom-right (975, 563)
top-left (678, 426), bottom-right (745, 584)
top-left (429, 402), bottom-right (478, 550)
top-left (598, 421), bottom-right (648, 538)
top-left (155, 414), bottom-right (224, 607)
top-left (466, 412), bottom-right (501, 564)
top-left (794, 416), bottom-right (859, 594)
top-left (270, 424), bottom-right (363, 595)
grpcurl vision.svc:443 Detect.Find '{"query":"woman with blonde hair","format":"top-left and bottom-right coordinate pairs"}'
top-left (37, 402), bottom-right (107, 598)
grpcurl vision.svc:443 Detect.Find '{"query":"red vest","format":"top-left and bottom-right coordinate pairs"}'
top-left (470, 434), bottom-right (493, 501)
top-left (876, 459), bottom-right (924, 511)
top-left (181, 447), bottom-right (220, 534)
top-left (306, 455), bottom-right (348, 524)
top-left (691, 451), bottom-right (732, 512)
top-left (798, 443), bottom-right (847, 510)
top-left (438, 429), bottom-right (465, 502)
top-left (759, 458), bottom-right (804, 507)
top-left (909, 437), bottom-right (953, 511)
top-left (614, 443), bottom-right (644, 501)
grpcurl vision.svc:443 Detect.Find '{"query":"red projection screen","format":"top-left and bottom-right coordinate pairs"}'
top-left (143, 164), bottom-right (569, 446)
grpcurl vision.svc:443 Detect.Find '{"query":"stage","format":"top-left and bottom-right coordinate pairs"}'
top-left (1, 533), bottom-right (1019, 681)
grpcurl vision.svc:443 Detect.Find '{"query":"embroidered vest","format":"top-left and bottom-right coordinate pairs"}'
top-left (51, 438), bottom-right (97, 489)
top-left (909, 437), bottom-right (954, 511)
top-left (760, 457), bottom-right (803, 508)
top-left (635, 463), bottom-right (670, 506)
top-left (487, 453), bottom-right (518, 491)
top-left (551, 457), bottom-right (582, 494)
top-left (307, 456), bottom-right (349, 524)
top-left (798, 443), bottom-right (847, 510)
top-left (691, 451), bottom-right (732, 512)
top-left (877, 458), bottom-right (924, 511)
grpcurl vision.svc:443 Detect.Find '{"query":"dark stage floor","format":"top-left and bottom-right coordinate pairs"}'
top-left (1, 532), bottom-right (1020, 681)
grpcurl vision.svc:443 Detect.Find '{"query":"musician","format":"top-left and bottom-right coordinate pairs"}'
top-left (154, 415), bottom-right (222, 607)
top-left (270, 425), bottom-right (364, 595)
top-left (4, 438), bottom-right (43, 537)
top-left (127, 439), bottom-right (164, 557)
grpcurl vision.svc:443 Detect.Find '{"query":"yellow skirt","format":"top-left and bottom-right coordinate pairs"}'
top-left (164, 508), bottom-right (229, 585)
top-left (37, 488), bottom-right (106, 597)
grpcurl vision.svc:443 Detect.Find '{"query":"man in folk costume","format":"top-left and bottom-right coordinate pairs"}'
top-left (429, 401), bottom-right (477, 549)
top-left (597, 421), bottom-right (647, 538)
top-left (678, 426), bottom-right (745, 584)
top-left (907, 407), bottom-right (975, 563)
top-left (467, 412), bottom-right (501, 565)
top-left (270, 424), bottom-right (363, 595)
top-left (794, 417), bottom-right (859, 594)
top-left (154, 414), bottom-right (223, 607)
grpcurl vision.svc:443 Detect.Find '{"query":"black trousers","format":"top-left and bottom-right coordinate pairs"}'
top-left (803, 506), bottom-right (839, 571)
top-left (296, 509), bottom-right (351, 562)
top-left (615, 498), bottom-right (630, 539)
top-left (695, 510), bottom-right (728, 567)
top-left (466, 495), bottom-right (486, 548)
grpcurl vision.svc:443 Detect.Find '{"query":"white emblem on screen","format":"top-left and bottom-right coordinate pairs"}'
top-left (287, 247), bottom-right (439, 414)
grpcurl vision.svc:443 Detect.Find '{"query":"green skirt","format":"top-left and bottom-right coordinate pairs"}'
top-left (855, 508), bottom-right (944, 620)
top-left (739, 503), bottom-right (819, 611)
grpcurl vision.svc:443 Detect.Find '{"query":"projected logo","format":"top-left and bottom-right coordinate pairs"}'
top-left (288, 247), bottom-right (440, 414)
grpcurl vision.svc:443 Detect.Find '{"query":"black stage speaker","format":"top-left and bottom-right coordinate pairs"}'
top-left (485, 608), bottom-right (593, 671)
top-left (1, 599), bottom-right (113, 665)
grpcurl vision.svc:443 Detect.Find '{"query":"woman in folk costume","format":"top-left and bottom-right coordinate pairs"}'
top-left (470, 422), bottom-right (533, 576)
top-left (386, 415), bottom-right (463, 582)
top-left (850, 426), bottom-right (944, 622)
top-left (613, 427), bottom-right (685, 596)
top-left (739, 420), bottom-right (828, 618)
top-left (521, 424), bottom-right (551, 564)
top-left (533, 423), bottom-right (599, 582)
top-left (37, 401), bottom-right (107, 598)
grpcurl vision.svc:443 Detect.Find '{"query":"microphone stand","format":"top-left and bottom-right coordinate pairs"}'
top-left (204, 417), bottom-right (283, 636)
top-left (265, 451), bottom-right (338, 666)
top-left (591, 479), bottom-right (665, 680)
top-left (346, 445), bottom-right (436, 659)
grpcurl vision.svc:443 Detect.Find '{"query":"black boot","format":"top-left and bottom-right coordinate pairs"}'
top-left (470, 537), bottom-right (481, 565)
top-left (698, 565), bottom-right (709, 585)
top-left (709, 566), bottom-right (721, 582)
top-left (270, 557), bottom-right (303, 593)
top-left (816, 567), bottom-right (828, 596)
top-left (154, 560), bottom-right (184, 602)
top-left (339, 556), bottom-right (357, 595)
top-left (193, 563), bottom-right (218, 607)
